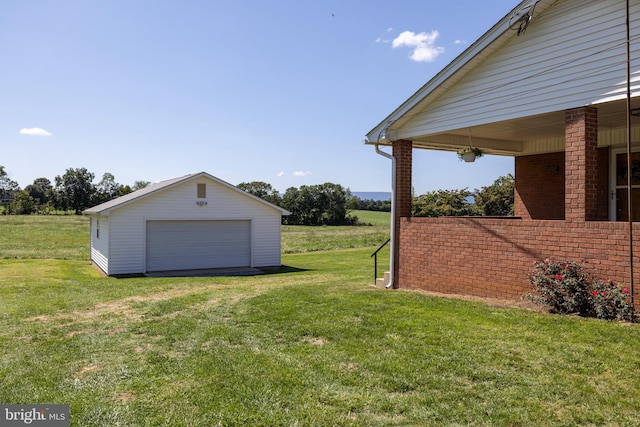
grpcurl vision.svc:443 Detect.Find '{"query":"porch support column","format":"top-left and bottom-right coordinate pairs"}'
top-left (392, 140), bottom-right (412, 288)
top-left (565, 106), bottom-right (598, 222)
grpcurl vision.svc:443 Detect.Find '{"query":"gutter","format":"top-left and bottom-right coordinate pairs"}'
top-left (373, 143), bottom-right (396, 289)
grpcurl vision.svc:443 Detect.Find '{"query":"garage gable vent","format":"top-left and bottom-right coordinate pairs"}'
top-left (197, 183), bottom-right (206, 198)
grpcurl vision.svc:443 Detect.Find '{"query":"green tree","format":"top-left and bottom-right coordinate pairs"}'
top-left (52, 167), bottom-right (96, 214)
top-left (346, 195), bottom-right (360, 210)
top-left (0, 166), bottom-right (20, 212)
top-left (474, 174), bottom-right (514, 216)
top-left (237, 181), bottom-right (281, 206)
top-left (7, 190), bottom-right (35, 214)
top-left (117, 184), bottom-right (133, 196)
top-left (281, 186), bottom-right (311, 225)
top-left (92, 172), bottom-right (120, 205)
top-left (25, 177), bottom-right (52, 207)
top-left (281, 183), bottom-right (352, 225)
top-left (347, 196), bottom-right (391, 212)
top-left (316, 182), bottom-right (351, 225)
top-left (412, 188), bottom-right (479, 217)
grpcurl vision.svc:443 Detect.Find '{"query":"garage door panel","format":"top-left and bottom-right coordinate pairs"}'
top-left (146, 220), bottom-right (251, 272)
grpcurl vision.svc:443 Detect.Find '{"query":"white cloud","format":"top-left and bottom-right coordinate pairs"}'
top-left (293, 171), bottom-right (312, 177)
top-left (454, 39), bottom-right (467, 45)
top-left (19, 127), bottom-right (52, 137)
top-left (392, 30), bottom-right (444, 62)
top-left (277, 171), bottom-right (284, 177)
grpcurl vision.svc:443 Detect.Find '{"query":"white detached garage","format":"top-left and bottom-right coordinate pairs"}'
top-left (83, 172), bottom-right (289, 276)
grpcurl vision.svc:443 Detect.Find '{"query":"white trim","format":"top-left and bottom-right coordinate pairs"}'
top-left (609, 147), bottom-right (640, 220)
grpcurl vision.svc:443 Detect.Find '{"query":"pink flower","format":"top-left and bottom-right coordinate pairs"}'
top-left (602, 292), bottom-right (608, 296)
top-left (555, 275), bottom-right (563, 280)
top-left (592, 291), bottom-right (599, 296)
top-left (622, 288), bottom-right (629, 294)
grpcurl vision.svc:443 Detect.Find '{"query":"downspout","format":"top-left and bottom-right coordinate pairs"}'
top-left (626, 0), bottom-right (635, 306)
top-left (374, 143), bottom-right (396, 289)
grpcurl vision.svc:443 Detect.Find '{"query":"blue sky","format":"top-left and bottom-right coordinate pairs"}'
top-left (2, 0), bottom-right (516, 194)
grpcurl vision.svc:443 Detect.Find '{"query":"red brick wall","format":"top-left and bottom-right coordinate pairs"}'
top-left (393, 140), bottom-right (413, 219)
top-left (393, 140), bottom-right (412, 289)
top-left (398, 217), bottom-right (639, 301)
top-left (596, 147), bottom-right (610, 220)
top-left (565, 107), bottom-right (599, 221)
top-left (515, 153), bottom-right (565, 220)
top-left (514, 149), bottom-right (610, 221)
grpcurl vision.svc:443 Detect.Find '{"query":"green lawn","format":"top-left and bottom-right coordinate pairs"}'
top-left (1, 215), bottom-right (639, 426)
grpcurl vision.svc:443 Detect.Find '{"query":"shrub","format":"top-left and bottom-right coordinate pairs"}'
top-left (528, 260), bottom-right (592, 316)
top-left (590, 280), bottom-right (635, 321)
top-left (528, 259), bottom-right (636, 322)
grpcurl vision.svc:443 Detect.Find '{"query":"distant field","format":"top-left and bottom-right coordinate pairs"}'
top-left (283, 210), bottom-right (389, 254)
top-left (350, 209), bottom-right (390, 227)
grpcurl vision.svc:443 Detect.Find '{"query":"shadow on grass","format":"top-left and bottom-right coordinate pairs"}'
top-left (111, 265), bottom-right (311, 279)
top-left (259, 265), bottom-right (311, 275)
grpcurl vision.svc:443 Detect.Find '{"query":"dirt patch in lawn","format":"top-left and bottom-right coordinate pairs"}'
top-left (25, 285), bottom-right (228, 324)
top-left (74, 364), bottom-right (100, 378)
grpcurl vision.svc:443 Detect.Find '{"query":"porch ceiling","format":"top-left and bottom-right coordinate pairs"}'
top-left (401, 98), bottom-right (637, 156)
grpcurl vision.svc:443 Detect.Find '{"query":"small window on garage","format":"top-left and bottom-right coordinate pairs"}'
top-left (96, 219), bottom-right (100, 239)
top-left (197, 183), bottom-right (206, 198)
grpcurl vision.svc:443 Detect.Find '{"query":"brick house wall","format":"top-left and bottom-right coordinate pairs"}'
top-left (515, 152), bottom-right (565, 220)
top-left (515, 148), bottom-right (610, 221)
top-left (398, 217), bottom-right (639, 299)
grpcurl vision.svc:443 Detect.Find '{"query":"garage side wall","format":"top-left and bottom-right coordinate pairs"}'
top-left (89, 215), bottom-right (109, 274)
top-left (107, 179), bottom-right (283, 275)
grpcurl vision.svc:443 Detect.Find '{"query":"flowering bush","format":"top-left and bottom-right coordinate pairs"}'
top-left (589, 280), bottom-right (635, 321)
top-left (528, 259), bottom-right (636, 322)
top-left (528, 260), bottom-right (592, 316)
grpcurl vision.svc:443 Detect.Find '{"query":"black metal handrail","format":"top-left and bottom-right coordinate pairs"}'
top-left (370, 238), bottom-right (391, 283)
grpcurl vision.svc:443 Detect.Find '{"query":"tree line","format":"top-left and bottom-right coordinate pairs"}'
top-left (237, 181), bottom-right (355, 226)
top-left (237, 174), bottom-right (514, 223)
top-left (0, 164), bottom-right (514, 223)
top-left (412, 174), bottom-right (514, 217)
top-left (0, 166), bottom-right (150, 215)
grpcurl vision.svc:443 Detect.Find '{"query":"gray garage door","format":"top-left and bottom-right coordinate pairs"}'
top-left (146, 220), bottom-right (251, 272)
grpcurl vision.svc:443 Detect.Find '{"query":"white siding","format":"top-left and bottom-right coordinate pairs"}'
top-left (401, 0), bottom-right (640, 138)
top-left (106, 177), bottom-right (282, 275)
top-left (89, 215), bottom-right (109, 274)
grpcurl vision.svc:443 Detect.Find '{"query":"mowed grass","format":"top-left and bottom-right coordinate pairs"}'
top-left (1, 215), bottom-right (640, 426)
top-left (0, 215), bottom-right (89, 259)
